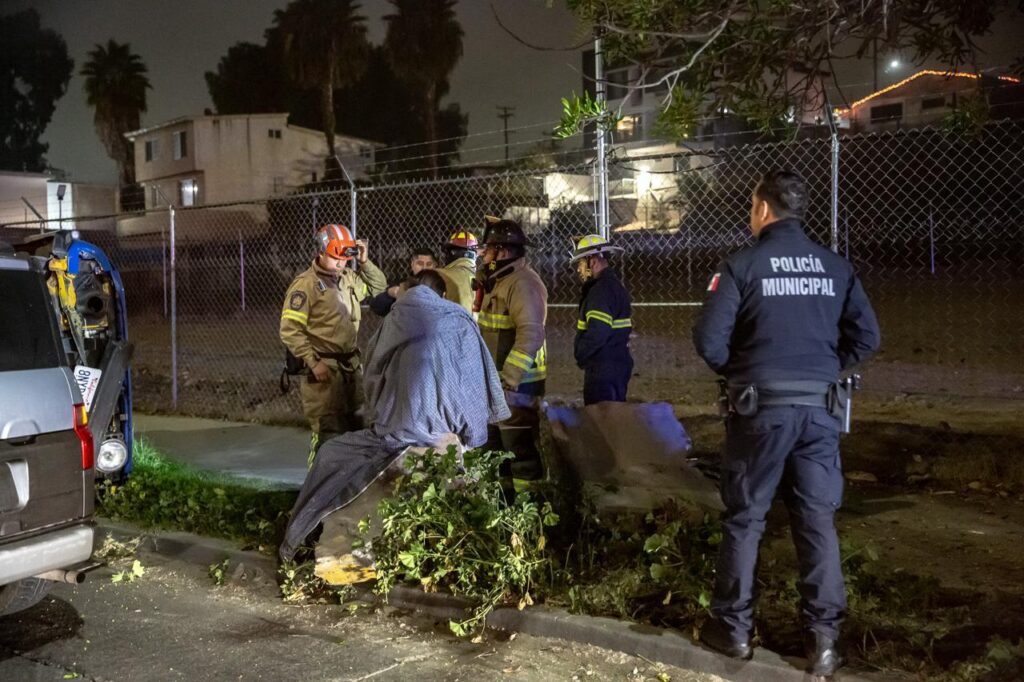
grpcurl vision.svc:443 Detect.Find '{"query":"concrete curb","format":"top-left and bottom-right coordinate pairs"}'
top-left (97, 520), bottom-right (877, 682)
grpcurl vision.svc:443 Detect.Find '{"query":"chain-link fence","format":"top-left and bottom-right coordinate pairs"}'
top-left (3, 120), bottom-right (1022, 423)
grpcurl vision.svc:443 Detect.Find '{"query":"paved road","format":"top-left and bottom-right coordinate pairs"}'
top-left (0, 546), bottom-right (723, 682)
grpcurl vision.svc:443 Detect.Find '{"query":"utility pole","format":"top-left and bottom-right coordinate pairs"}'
top-left (496, 105), bottom-right (516, 163)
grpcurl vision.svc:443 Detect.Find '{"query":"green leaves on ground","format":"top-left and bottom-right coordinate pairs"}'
top-left (371, 447), bottom-right (559, 636)
top-left (208, 559), bottom-right (230, 587)
top-left (111, 559), bottom-right (145, 583)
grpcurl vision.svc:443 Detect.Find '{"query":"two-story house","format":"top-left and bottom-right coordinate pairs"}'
top-left (124, 113), bottom-right (380, 210)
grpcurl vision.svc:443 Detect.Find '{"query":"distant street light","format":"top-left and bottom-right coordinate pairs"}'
top-left (57, 183), bottom-right (67, 229)
top-left (889, 58), bottom-right (901, 71)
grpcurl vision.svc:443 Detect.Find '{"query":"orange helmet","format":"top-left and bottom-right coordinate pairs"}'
top-left (316, 224), bottom-right (358, 260)
top-left (446, 230), bottom-right (478, 249)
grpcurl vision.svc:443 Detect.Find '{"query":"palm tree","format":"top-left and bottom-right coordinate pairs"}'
top-left (384, 0), bottom-right (464, 178)
top-left (80, 40), bottom-right (150, 189)
top-left (273, 0), bottom-right (368, 168)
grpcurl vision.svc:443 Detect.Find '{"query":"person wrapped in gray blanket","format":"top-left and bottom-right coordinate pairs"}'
top-left (279, 271), bottom-right (511, 575)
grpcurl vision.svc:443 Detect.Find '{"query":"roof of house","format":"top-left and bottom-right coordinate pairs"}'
top-left (124, 113), bottom-right (382, 148)
top-left (835, 70), bottom-right (1021, 116)
top-left (0, 170), bottom-right (52, 180)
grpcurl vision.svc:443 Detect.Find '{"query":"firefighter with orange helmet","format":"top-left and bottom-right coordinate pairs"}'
top-left (476, 218), bottom-right (548, 479)
top-left (437, 230), bottom-right (477, 313)
top-left (280, 224), bottom-right (387, 464)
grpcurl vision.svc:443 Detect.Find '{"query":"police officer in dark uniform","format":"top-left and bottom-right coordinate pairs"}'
top-left (692, 170), bottom-right (881, 677)
top-left (571, 234), bottom-right (633, 404)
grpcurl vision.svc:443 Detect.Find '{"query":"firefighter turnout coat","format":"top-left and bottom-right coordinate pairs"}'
top-left (438, 256), bottom-right (476, 313)
top-left (280, 259), bottom-right (387, 370)
top-left (478, 257), bottom-right (548, 395)
top-left (574, 268), bottom-right (632, 367)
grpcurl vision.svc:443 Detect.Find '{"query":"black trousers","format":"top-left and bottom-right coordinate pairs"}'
top-left (582, 358), bottom-right (633, 405)
top-left (712, 405), bottom-right (847, 641)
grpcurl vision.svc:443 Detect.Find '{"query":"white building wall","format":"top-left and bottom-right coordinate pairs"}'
top-left (129, 114), bottom-right (378, 210)
top-left (0, 172), bottom-right (49, 226)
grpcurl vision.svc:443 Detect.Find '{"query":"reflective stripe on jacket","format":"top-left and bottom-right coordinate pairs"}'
top-left (478, 257), bottom-right (548, 394)
top-left (280, 259), bottom-right (387, 369)
top-left (575, 268), bottom-right (632, 368)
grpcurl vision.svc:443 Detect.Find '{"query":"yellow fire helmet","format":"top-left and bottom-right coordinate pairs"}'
top-left (570, 234), bottom-right (623, 263)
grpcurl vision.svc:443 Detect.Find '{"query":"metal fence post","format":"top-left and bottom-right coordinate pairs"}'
top-left (928, 210), bottom-right (936, 275)
top-left (161, 223), bottom-right (168, 317)
top-left (830, 128), bottom-right (840, 253)
top-left (169, 204), bottom-right (178, 409)
top-left (239, 229), bottom-right (246, 312)
top-left (350, 185), bottom-right (358, 239)
top-left (594, 34), bottom-right (610, 239)
top-left (825, 103), bottom-right (840, 252)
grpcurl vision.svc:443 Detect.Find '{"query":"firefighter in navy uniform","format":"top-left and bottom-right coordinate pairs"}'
top-left (280, 224), bottom-right (387, 465)
top-left (692, 170), bottom-right (881, 677)
top-left (570, 235), bottom-right (633, 405)
top-left (475, 218), bottom-right (548, 479)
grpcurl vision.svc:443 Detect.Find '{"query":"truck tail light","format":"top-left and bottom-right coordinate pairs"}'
top-left (74, 404), bottom-right (94, 470)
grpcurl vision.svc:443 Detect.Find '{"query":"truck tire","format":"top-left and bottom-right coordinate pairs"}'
top-left (0, 577), bottom-right (53, 616)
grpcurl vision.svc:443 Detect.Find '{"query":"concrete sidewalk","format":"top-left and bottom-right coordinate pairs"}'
top-left (134, 414), bottom-right (308, 489)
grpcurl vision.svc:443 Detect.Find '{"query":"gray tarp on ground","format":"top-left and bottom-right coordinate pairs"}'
top-left (280, 286), bottom-right (510, 560)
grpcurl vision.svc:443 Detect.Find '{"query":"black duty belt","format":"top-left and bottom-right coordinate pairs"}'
top-left (756, 380), bottom-right (831, 408)
top-left (318, 350), bottom-right (359, 361)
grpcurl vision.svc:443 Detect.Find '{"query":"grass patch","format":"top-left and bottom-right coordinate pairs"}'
top-left (97, 439), bottom-right (296, 553)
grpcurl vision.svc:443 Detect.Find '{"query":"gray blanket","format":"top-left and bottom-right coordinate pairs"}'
top-left (280, 286), bottom-right (510, 560)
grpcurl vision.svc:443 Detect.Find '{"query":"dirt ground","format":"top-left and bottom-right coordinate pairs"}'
top-left (675, 395), bottom-right (1024, 593)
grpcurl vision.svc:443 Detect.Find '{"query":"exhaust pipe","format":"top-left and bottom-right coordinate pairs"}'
top-left (36, 562), bottom-right (104, 584)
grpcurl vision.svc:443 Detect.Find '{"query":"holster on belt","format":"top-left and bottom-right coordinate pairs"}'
top-left (718, 380), bottom-right (759, 417)
top-left (720, 380), bottom-right (845, 420)
top-left (827, 381), bottom-right (850, 421)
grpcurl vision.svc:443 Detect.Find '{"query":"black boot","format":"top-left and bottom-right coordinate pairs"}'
top-left (805, 630), bottom-right (843, 677)
top-left (700, 618), bottom-right (753, 660)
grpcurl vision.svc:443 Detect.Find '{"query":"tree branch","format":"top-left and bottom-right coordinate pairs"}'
top-left (490, 3), bottom-right (593, 52)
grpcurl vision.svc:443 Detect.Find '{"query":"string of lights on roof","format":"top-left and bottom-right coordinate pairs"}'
top-left (833, 70), bottom-right (1022, 117)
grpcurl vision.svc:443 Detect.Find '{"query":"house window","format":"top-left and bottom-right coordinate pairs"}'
top-left (272, 176), bottom-right (285, 194)
top-left (268, 128), bottom-right (282, 139)
top-left (605, 67), bottom-right (631, 101)
top-left (173, 131), bottom-right (187, 160)
top-left (922, 96), bottom-right (946, 110)
top-left (870, 102), bottom-right (903, 123)
top-left (614, 114), bottom-right (643, 143)
top-left (311, 171), bottom-right (318, 183)
top-left (145, 139), bottom-right (159, 162)
top-left (179, 178), bottom-right (197, 207)
top-left (359, 146), bottom-right (372, 159)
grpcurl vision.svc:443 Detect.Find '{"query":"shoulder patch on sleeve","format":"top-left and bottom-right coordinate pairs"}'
top-left (289, 291), bottom-right (307, 310)
top-left (707, 273), bottom-right (721, 292)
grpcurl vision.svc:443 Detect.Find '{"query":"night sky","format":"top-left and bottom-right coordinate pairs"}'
top-left (5, 0), bottom-right (1021, 184)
